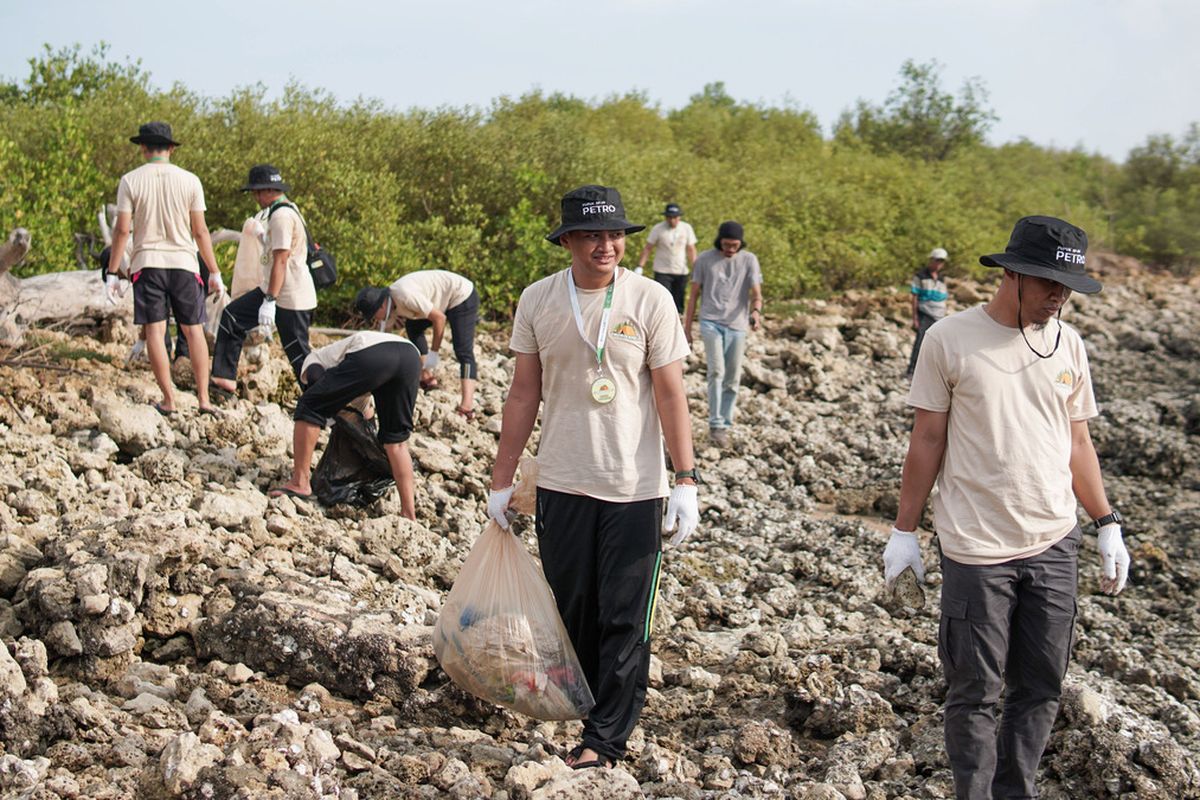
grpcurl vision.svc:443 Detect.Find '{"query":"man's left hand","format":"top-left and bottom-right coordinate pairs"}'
top-left (750, 310), bottom-right (761, 331)
top-left (1097, 523), bottom-right (1130, 595)
top-left (664, 483), bottom-right (699, 547)
top-left (424, 351), bottom-right (440, 371)
top-left (208, 272), bottom-right (226, 297)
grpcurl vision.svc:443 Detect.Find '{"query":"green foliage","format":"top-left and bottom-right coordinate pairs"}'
top-left (836, 60), bottom-right (997, 162)
top-left (1, 46), bottom-right (1196, 320)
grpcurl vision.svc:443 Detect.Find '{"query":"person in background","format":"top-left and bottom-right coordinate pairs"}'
top-left (105, 121), bottom-right (224, 415)
top-left (636, 202), bottom-right (697, 313)
top-left (682, 220), bottom-right (763, 448)
top-left (907, 246), bottom-right (949, 378)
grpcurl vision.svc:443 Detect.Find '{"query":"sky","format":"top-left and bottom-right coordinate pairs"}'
top-left (2, 0), bottom-right (1197, 161)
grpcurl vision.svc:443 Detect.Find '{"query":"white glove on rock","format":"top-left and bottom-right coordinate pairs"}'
top-left (104, 273), bottom-right (122, 305)
top-left (424, 351), bottom-right (440, 371)
top-left (884, 527), bottom-right (926, 587)
top-left (488, 486), bottom-right (515, 530)
top-left (1097, 523), bottom-right (1130, 595)
top-left (258, 298), bottom-right (277, 328)
top-left (664, 484), bottom-right (699, 547)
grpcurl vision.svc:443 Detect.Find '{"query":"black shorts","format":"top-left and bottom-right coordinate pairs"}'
top-left (294, 342), bottom-right (421, 444)
top-left (132, 268), bottom-right (206, 326)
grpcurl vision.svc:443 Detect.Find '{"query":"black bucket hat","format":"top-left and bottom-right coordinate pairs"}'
top-left (240, 164), bottom-right (291, 193)
top-left (664, 203), bottom-right (682, 217)
top-left (354, 287), bottom-right (390, 320)
top-left (713, 220), bottom-right (746, 251)
top-left (545, 185), bottom-right (645, 246)
top-left (980, 215), bottom-right (1101, 294)
top-left (129, 121), bottom-right (180, 147)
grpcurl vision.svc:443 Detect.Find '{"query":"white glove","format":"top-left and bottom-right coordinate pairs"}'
top-left (125, 340), bottom-right (146, 365)
top-left (664, 484), bottom-right (699, 547)
top-left (487, 485), bottom-right (515, 530)
top-left (424, 351), bottom-right (440, 371)
top-left (208, 272), bottom-right (226, 297)
top-left (884, 527), bottom-right (926, 587)
top-left (258, 298), bottom-right (277, 328)
top-left (1097, 523), bottom-right (1130, 595)
top-left (104, 273), bottom-right (122, 305)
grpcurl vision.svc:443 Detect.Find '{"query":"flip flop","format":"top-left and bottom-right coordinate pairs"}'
top-left (269, 487), bottom-right (313, 500)
top-left (153, 402), bottom-right (176, 417)
top-left (198, 406), bottom-right (222, 418)
top-left (208, 383), bottom-right (237, 404)
top-left (419, 377), bottom-right (439, 392)
top-left (454, 407), bottom-right (476, 421)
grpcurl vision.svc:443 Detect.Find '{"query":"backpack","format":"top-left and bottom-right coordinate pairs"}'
top-left (267, 201), bottom-right (337, 289)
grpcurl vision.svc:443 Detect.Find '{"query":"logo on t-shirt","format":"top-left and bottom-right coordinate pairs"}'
top-left (1053, 369), bottom-right (1074, 391)
top-left (611, 320), bottom-right (640, 341)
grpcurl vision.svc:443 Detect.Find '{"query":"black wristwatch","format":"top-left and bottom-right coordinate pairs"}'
top-left (1092, 510), bottom-right (1122, 529)
top-left (674, 468), bottom-right (702, 484)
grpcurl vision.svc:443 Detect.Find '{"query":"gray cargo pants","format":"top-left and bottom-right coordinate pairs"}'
top-left (939, 526), bottom-right (1081, 800)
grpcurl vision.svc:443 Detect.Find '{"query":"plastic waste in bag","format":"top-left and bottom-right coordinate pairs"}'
top-left (310, 409), bottom-right (394, 507)
top-left (434, 459), bottom-right (595, 720)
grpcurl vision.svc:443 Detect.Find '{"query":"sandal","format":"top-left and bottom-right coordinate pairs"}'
top-left (454, 407), bottom-right (476, 421)
top-left (198, 406), bottom-right (222, 418)
top-left (208, 382), bottom-right (237, 405)
top-left (153, 402), bottom-right (176, 417)
top-left (419, 376), bottom-right (439, 392)
top-left (269, 487), bottom-right (313, 500)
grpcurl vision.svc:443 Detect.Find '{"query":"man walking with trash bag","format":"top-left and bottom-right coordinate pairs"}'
top-left (884, 216), bottom-right (1131, 799)
top-left (355, 268), bottom-right (480, 418)
top-left (488, 185), bottom-right (700, 770)
top-left (270, 330), bottom-right (421, 519)
top-left (105, 121), bottom-right (225, 415)
top-left (211, 164), bottom-right (315, 399)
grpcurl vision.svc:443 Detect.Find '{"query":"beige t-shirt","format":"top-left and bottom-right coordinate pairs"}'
top-left (387, 270), bottom-right (474, 321)
top-left (646, 220), bottom-right (697, 276)
top-left (510, 268), bottom-right (689, 502)
top-left (908, 305), bottom-right (1099, 565)
top-left (262, 203), bottom-right (317, 311)
top-left (115, 162), bottom-right (205, 273)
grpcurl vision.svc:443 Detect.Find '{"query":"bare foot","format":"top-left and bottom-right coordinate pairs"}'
top-left (269, 481), bottom-right (312, 499)
top-left (211, 377), bottom-right (237, 393)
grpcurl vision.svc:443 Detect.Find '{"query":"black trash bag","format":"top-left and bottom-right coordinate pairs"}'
top-left (311, 410), bottom-right (394, 507)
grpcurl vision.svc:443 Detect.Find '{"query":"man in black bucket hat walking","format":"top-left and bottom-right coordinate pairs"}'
top-left (884, 216), bottom-right (1130, 798)
top-left (211, 164), bottom-right (316, 397)
top-left (488, 185), bottom-right (700, 770)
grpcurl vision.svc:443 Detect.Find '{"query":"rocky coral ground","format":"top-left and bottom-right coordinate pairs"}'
top-left (0, 256), bottom-right (1197, 799)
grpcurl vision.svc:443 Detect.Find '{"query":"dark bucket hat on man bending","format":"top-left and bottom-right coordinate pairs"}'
top-left (354, 287), bottom-right (390, 320)
top-left (129, 121), bottom-right (180, 147)
top-left (980, 216), bottom-right (1101, 294)
top-left (240, 164), bottom-right (292, 193)
top-left (545, 185), bottom-right (645, 246)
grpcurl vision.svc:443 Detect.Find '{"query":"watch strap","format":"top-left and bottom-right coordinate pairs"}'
top-left (674, 468), bottom-right (701, 484)
top-left (1093, 510), bottom-right (1122, 528)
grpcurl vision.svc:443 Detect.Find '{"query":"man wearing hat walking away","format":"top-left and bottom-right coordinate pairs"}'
top-left (637, 203), bottom-right (697, 313)
top-left (488, 185), bottom-right (700, 770)
top-left (355, 269), bottom-right (480, 418)
top-left (211, 165), bottom-right (316, 398)
top-left (884, 216), bottom-right (1131, 799)
top-left (270, 330), bottom-right (421, 519)
top-left (682, 221), bottom-right (763, 448)
top-left (906, 247), bottom-right (950, 378)
top-left (106, 121), bottom-right (225, 415)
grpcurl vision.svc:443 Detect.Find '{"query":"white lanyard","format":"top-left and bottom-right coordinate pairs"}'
top-left (567, 269), bottom-right (617, 370)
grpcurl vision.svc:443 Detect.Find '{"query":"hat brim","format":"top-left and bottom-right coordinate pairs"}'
top-left (980, 253), bottom-right (1102, 294)
top-left (240, 181), bottom-right (292, 193)
top-left (130, 135), bottom-right (180, 147)
top-left (545, 220), bottom-right (646, 247)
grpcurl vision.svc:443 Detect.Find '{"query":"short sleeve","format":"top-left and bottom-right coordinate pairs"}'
top-left (750, 254), bottom-right (763, 285)
top-left (509, 285), bottom-right (540, 354)
top-left (644, 286), bottom-right (690, 369)
top-left (691, 257), bottom-right (706, 285)
top-left (191, 177), bottom-right (206, 212)
top-left (646, 224), bottom-right (660, 246)
top-left (685, 224), bottom-right (697, 246)
top-left (269, 208), bottom-right (297, 252)
top-left (910, 274), bottom-right (921, 294)
top-left (907, 328), bottom-right (952, 412)
top-left (1067, 336), bottom-right (1099, 421)
top-left (116, 178), bottom-right (133, 213)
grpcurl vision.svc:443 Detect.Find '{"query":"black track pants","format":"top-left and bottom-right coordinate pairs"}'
top-left (404, 289), bottom-right (479, 379)
top-left (535, 488), bottom-right (664, 763)
top-left (212, 288), bottom-right (313, 381)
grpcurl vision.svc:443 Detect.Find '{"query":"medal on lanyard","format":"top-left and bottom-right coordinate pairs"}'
top-left (568, 271), bottom-right (617, 404)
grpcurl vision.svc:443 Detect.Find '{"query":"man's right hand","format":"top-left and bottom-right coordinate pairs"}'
top-left (104, 273), bottom-right (123, 305)
top-left (487, 485), bottom-right (515, 530)
top-left (884, 527), bottom-right (926, 587)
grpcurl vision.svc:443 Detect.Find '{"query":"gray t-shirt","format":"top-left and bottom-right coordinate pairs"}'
top-left (691, 248), bottom-right (763, 330)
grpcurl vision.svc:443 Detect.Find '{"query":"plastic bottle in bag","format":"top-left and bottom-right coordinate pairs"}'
top-left (433, 459), bottom-right (595, 720)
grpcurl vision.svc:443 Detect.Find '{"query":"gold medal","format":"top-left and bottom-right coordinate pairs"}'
top-left (590, 376), bottom-right (616, 404)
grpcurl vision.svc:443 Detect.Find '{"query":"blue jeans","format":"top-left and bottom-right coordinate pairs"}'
top-left (699, 320), bottom-right (747, 430)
